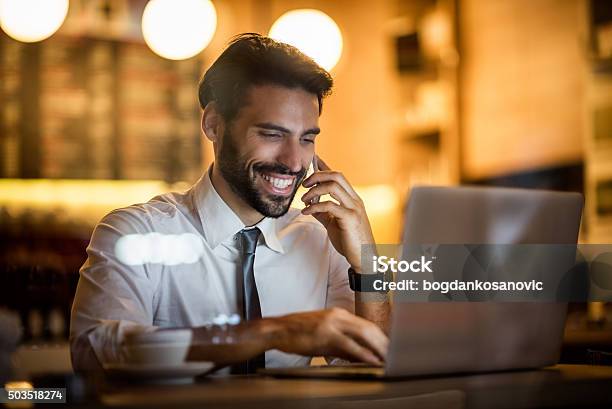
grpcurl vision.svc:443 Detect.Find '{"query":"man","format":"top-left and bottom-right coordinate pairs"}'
top-left (70, 33), bottom-right (389, 372)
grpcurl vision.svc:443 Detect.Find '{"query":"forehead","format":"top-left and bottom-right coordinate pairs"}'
top-left (236, 84), bottom-right (320, 126)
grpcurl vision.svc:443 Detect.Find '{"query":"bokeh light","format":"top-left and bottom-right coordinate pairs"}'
top-left (0, 0), bottom-right (68, 42)
top-left (142, 0), bottom-right (217, 60)
top-left (269, 9), bottom-right (343, 71)
top-left (115, 233), bottom-right (205, 266)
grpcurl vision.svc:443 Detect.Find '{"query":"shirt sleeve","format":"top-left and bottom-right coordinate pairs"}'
top-left (69, 208), bottom-right (159, 372)
top-left (324, 240), bottom-right (354, 313)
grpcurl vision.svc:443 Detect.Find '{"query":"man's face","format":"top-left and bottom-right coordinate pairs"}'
top-left (216, 84), bottom-right (320, 218)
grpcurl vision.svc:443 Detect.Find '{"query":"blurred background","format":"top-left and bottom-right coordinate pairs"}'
top-left (0, 0), bottom-right (611, 378)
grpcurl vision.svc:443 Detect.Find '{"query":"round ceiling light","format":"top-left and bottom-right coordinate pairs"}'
top-left (142, 0), bottom-right (217, 60)
top-left (0, 0), bottom-right (69, 43)
top-left (269, 9), bottom-right (343, 71)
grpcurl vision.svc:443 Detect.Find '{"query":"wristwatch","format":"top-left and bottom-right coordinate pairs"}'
top-left (348, 268), bottom-right (391, 293)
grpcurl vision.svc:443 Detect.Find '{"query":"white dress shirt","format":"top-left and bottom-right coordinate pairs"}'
top-left (69, 169), bottom-right (353, 371)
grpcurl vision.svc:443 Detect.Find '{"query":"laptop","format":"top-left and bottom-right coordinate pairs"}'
top-left (261, 186), bottom-right (584, 379)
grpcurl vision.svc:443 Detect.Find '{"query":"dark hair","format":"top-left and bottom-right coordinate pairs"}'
top-left (198, 33), bottom-right (333, 123)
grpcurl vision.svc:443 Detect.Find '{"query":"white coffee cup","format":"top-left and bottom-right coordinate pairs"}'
top-left (122, 342), bottom-right (191, 365)
top-left (122, 329), bottom-right (193, 365)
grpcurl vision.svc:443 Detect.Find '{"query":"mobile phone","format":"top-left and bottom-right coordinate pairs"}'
top-left (304, 155), bottom-right (320, 204)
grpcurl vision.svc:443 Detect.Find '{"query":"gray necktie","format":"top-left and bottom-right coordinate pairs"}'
top-left (233, 227), bottom-right (265, 374)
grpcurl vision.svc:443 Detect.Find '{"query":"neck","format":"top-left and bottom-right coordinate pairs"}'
top-left (209, 164), bottom-right (264, 227)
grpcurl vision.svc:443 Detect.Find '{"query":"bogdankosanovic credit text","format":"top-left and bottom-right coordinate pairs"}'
top-left (372, 256), bottom-right (544, 293)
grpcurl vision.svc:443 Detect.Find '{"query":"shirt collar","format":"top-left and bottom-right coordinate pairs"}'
top-left (193, 166), bottom-right (285, 254)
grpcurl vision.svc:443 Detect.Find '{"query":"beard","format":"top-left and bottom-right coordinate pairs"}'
top-left (217, 129), bottom-right (307, 218)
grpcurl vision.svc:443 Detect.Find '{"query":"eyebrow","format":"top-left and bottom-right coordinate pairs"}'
top-left (254, 122), bottom-right (320, 136)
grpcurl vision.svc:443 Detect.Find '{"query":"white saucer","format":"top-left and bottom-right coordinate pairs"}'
top-left (103, 361), bottom-right (215, 384)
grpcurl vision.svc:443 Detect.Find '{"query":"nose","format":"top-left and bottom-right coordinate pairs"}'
top-left (277, 138), bottom-right (303, 173)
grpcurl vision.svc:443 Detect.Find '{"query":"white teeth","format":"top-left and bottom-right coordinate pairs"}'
top-left (262, 174), bottom-right (294, 189)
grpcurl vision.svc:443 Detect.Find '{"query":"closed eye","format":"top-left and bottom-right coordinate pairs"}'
top-left (301, 132), bottom-right (317, 144)
top-left (260, 132), bottom-right (283, 138)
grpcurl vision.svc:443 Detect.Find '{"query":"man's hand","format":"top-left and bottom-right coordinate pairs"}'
top-left (269, 308), bottom-right (388, 365)
top-left (300, 156), bottom-right (375, 272)
top-left (187, 308), bottom-right (388, 366)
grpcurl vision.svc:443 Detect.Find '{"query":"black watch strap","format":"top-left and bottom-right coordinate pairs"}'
top-left (348, 268), bottom-right (390, 293)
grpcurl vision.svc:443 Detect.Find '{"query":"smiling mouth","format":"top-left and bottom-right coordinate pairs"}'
top-left (259, 172), bottom-right (296, 196)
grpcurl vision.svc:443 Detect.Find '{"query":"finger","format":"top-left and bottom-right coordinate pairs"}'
top-left (301, 181), bottom-right (356, 209)
top-left (303, 171), bottom-right (360, 201)
top-left (332, 334), bottom-right (383, 366)
top-left (301, 200), bottom-right (352, 220)
top-left (339, 319), bottom-right (389, 362)
top-left (330, 309), bottom-right (389, 361)
top-left (315, 155), bottom-right (330, 171)
top-left (310, 211), bottom-right (333, 228)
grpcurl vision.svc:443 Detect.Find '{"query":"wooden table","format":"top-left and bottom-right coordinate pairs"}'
top-left (92, 365), bottom-right (612, 409)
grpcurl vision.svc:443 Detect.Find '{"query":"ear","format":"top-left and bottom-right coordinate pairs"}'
top-left (201, 102), bottom-right (225, 143)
